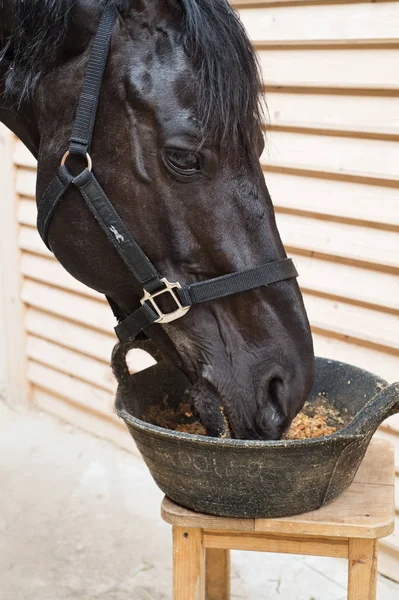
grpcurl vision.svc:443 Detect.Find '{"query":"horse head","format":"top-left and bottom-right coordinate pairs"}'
top-left (0, 0), bottom-right (314, 439)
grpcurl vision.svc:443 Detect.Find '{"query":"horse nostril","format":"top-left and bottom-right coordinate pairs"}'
top-left (254, 374), bottom-right (289, 439)
top-left (268, 377), bottom-right (283, 409)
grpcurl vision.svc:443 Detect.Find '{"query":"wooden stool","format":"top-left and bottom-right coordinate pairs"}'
top-left (161, 438), bottom-right (395, 600)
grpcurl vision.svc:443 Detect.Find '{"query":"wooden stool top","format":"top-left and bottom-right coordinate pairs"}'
top-left (162, 438), bottom-right (395, 540)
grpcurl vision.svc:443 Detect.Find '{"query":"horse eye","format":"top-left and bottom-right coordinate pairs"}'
top-left (166, 149), bottom-right (201, 172)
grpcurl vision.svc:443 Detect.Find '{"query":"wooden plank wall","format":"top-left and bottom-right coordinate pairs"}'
top-left (232, 0), bottom-right (399, 579)
top-left (0, 126), bottom-right (29, 408)
top-left (7, 0), bottom-right (399, 580)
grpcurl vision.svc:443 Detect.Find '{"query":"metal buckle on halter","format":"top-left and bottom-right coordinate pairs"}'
top-left (141, 278), bottom-right (190, 324)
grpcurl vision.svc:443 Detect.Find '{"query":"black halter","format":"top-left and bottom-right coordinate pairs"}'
top-left (37, 2), bottom-right (298, 343)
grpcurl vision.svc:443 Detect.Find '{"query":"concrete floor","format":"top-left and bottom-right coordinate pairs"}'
top-left (0, 401), bottom-right (398, 600)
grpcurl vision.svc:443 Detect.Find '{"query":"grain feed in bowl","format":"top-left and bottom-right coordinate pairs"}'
top-left (144, 396), bottom-right (349, 439)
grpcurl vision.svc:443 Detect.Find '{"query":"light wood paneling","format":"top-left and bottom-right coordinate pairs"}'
top-left (276, 213), bottom-right (399, 269)
top-left (268, 173), bottom-right (399, 228)
top-left (313, 334), bottom-right (399, 385)
top-left (19, 225), bottom-right (52, 257)
top-left (28, 360), bottom-right (114, 417)
top-left (15, 167), bottom-right (36, 197)
top-left (239, 3), bottom-right (399, 41)
top-left (263, 131), bottom-right (399, 179)
top-left (21, 280), bottom-right (115, 333)
top-left (258, 48), bottom-right (399, 87)
top-left (21, 253), bottom-right (102, 299)
top-left (304, 293), bottom-right (399, 352)
top-left (26, 336), bottom-right (117, 393)
top-left (0, 127), bottom-right (29, 407)
top-left (265, 92), bottom-right (399, 134)
top-left (294, 256), bottom-right (399, 312)
top-left (25, 309), bottom-right (115, 362)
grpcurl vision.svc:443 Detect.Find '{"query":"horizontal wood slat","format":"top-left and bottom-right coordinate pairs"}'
top-left (268, 173), bottom-right (399, 228)
top-left (304, 294), bottom-right (399, 352)
top-left (239, 3), bottom-right (399, 41)
top-left (18, 198), bottom-right (38, 226)
top-left (21, 253), bottom-right (103, 300)
top-left (25, 309), bottom-right (115, 363)
top-left (26, 336), bottom-right (117, 393)
top-left (312, 334), bottom-right (399, 385)
top-left (265, 92), bottom-right (399, 135)
top-left (13, 141), bottom-right (36, 169)
top-left (28, 360), bottom-right (114, 417)
top-left (258, 48), bottom-right (399, 87)
top-left (203, 531), bottom-right (348, 557)
top-left (19, 226), bottom-right (51, 257)
top-left (276, 213), bottom-right (399, 270)
top-left (15, 168), bottom-right (36, 198)
top-left (263, 130), bottom-right (399, 179)
top-left (21, 280), bottom-right (116, 333)
top-left (232, 0), bottom-right (399, 7)
top-left (264, 161), bottom-right (399, 190)
top-left (294, 255), bottom-right (399, 312)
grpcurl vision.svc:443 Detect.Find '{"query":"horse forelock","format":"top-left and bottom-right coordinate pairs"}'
top-left (1, 0), bottom-right (264, 153)
top-left (0, 0), bottom-right (76, 104)
top-left (178, 0), bottom-right (264, 154)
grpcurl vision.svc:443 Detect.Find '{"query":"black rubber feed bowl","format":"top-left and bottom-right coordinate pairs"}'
top-left (113, 341), bottom-right (399, 519)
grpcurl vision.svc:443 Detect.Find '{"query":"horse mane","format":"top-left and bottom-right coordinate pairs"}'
top-left (0, 0), bottom-right (76, 103)
top-left (1, 0), bottom-right (263, 151)
top-left (178, 0), bottom-right (264, 152)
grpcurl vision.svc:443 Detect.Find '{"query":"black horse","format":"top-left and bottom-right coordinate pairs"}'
top-left (0, 0), bottom-right (314, 440)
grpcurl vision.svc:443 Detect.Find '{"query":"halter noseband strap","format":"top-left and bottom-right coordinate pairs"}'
top-left (36, 1), bottom-right (299, 343)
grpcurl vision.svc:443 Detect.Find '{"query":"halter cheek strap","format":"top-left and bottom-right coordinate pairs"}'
top-left (36, 1), bottom-right (299, 343)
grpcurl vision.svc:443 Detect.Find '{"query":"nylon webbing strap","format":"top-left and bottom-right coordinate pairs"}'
top-left (69, 1), bottom-right (118, 156)
top-left (115, 258), bottom-right (298, 342)
top-left (115, 302), bottom-right (159, 341)
top-left (73, 170), bottom-right (162, 291)
top-left (37, 166), bottom-right (74, 247)
top-left (178, 258), bottom-right (298, 306)
top-left (38, 167), bottom-right (163, 291)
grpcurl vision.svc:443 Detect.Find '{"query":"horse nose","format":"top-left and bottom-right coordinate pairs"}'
top-left (223, 365), bottom-right (291, 440)
top-left (256, 374), bottom-right (290, 439)
top-left (254, 359), bottom-right (315, 440)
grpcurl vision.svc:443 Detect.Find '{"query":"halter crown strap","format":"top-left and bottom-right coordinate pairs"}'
top-left (37, 1), bottom-right (164, 294)
top-left (69, 1), bottom-right (117, 157)
top-left (37, 0), bottom-right (300, 343)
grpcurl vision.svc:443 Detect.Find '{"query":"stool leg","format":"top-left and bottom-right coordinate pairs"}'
top-left (173, 526), bottom-right (204, 600)
top-left (348, 539), bottom-right (378, 600)
top-left (206, 548), bottom-right (230, 600)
